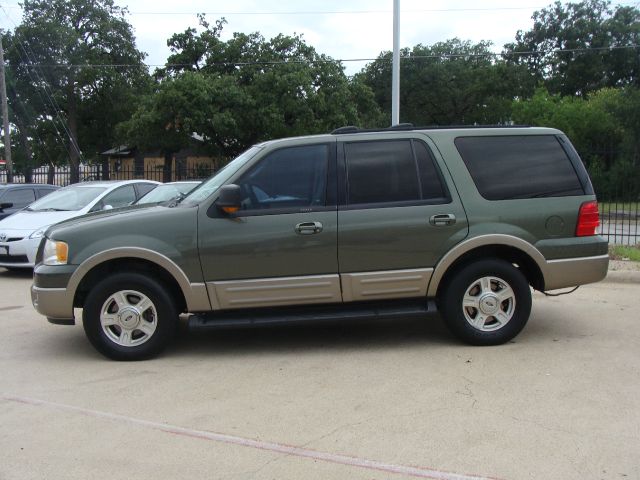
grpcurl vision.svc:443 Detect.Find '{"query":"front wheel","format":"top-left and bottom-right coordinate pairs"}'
top-left (82, 273), bottom-right (178, 360)
top-left (439, 259), bottom-right (532, 346)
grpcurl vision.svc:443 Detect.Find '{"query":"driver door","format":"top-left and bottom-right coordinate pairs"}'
top-left (198, 142), bottom-right (340, 310)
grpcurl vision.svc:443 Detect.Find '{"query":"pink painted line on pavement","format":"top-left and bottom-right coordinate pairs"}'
top-left (3, 394), bottom-right (500, 480)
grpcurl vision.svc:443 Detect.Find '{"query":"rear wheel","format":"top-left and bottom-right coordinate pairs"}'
top-left (82, 273), bottom-right (178, 360)
top-left (440, 259), bottom-right (532, 345)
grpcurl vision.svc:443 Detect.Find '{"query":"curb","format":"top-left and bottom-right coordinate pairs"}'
top-left (604, 269), bottom-right (640, 284)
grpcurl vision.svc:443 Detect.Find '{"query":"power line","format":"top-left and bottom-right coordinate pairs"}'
top-left (124, 7), bottom-right (583, 15)
top-left (125, 2), bottom-right (639, 15)
top-left (0, 1), bottom-right (637, 15)
top-left (0, 3), bottom-right (84, 164)
top-left (8, 44), bottom-right (640, 70)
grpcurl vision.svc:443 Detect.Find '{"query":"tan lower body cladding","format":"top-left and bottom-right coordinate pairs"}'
top-left (207, 268), bottom-right (433, 310)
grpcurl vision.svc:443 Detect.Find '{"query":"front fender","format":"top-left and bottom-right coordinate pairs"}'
top-left (68, 247), bottom-right (211, 312)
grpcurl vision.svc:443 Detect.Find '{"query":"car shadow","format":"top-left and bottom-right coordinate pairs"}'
top-left (0, 267), bottom-right (33, 278)
top-left (167, 314), bottom-right (456, 359)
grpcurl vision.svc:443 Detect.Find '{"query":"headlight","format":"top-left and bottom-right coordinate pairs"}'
top-left (29, 227), bottom-right (49, 239)
top-left (43, 239), bottom-right (69, 265)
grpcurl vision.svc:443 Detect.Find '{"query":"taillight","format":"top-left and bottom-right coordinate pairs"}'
top-left (576, 201), bottom-right (600, 236)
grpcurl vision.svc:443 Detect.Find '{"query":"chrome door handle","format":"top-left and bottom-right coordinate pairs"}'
top-left (294, 221), bottom-right (323, 235)
top-left (429, 214), bottom-right (456, 226)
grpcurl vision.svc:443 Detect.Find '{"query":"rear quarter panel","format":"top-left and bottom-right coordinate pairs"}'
top-left (424, 128), bottom-right (604, 257)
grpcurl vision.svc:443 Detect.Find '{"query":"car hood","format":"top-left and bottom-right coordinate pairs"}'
top-left (48, 203), bottom-right (157, 232)
top-left (0, 210), bottom-right (79, 235)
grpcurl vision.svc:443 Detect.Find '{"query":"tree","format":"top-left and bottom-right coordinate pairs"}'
top-left (157, 17), bottom-right (382, 144)
top-left (505, 0), bottom-right (640, 97)
top-left (118, 72), bottom-right (253, 180)
top-left (357, 39), bottom-right (533, 126)
top-left (7, 0), bottom-right (149, 182)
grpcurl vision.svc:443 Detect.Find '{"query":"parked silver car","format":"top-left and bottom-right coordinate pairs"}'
top-left (0, 180), bottom-right (158, 269)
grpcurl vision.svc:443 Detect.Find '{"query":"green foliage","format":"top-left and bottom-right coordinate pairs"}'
top-left (609, 244), bottom-right (640, 262)
top-left (4, 0), bottom-right (149, 180)
top-left (357, 39), bottom-right (533, 125)
top-left (118, 72), bottom-right (250, 156)
top-left (505, 0), bottom-right (640, 96)
top-left (121, 17), bottom-right (383, 160)
top-left (512, 88), bottom-right (622, 166)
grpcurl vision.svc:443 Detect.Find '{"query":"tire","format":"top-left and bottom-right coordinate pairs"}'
top-left (82, 273), bottom-right (178, 360)
top-left (439, 259), bottom-right (532, 346)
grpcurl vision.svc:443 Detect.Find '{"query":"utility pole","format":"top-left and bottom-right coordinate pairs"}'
top-left (0, 34), bottom-right (13, 182)
top-left (391, 0), bottom-right (400, 126)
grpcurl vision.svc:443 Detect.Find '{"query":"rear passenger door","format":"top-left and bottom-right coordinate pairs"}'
top-left (337, 135), bottom-right (468, 302)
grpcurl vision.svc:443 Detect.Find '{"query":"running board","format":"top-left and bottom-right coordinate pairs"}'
top-left (188, 300), bottom-right (436, 331)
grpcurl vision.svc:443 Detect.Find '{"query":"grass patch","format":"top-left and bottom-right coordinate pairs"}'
top-left (609, 244), bottom-right (640, 262)
top-left (599, 202), bottom-right (640, 213)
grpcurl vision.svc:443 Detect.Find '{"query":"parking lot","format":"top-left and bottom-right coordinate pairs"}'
top-left (1, 267), bottom-right (639, 480)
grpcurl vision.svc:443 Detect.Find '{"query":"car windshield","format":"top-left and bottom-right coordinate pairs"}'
top-left (181, 146), bottom-right (262, 206)
top-left (136, 182), bottom-right (200, 205)
top-left (25, 186), bottom-right (108, 212)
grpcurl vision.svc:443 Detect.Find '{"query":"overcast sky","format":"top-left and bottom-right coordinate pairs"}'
top-left (0, 1), bottom-right (630, 75)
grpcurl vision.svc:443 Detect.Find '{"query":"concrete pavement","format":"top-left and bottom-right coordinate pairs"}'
top-left (1, 267), bottom-right (639, 480)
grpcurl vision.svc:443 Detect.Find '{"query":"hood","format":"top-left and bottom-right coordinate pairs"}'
top-left (0, 210), bottom-right (79, 235)
top-left (45, 202), bottom-right (200, 269)
top-left (47, 204), bottom-right (179, 237)
top-left (49, 203), bottom-right (154, 230)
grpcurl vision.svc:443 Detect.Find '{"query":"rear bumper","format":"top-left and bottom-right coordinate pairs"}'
top-left (31, 285), bottom-right (75, 325)
top-left (543, 254), bottom-right (609, 291)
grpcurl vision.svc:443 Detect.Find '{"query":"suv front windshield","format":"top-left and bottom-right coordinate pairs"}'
top-left (26, 186), bottom-right (107, 212)
top-left (181, 146), bottom-right (263, 206)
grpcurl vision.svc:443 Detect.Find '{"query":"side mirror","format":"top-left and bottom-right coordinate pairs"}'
top-left (216, 184), bottom-right (242, 214)
top-left (102, 204), bottom-right (113, 211)
top-left (0, 202), bottom-right (13, 211)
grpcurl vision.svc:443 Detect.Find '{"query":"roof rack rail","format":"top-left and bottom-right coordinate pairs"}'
top-left (330, 124), bottom-right (531, 135)
top-left (331, 126), bottom-right (360, 134)
top-left (387, 123), bottom-right (414, 130)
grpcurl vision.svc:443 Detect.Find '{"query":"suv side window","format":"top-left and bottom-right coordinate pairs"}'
top-left (4, 188), bottom-right (36, 208)
top-left (414, 140), bottom-right (447, 200)
top-left (236, 144), bottom-right (329, 213)
top-left (455, 135), bottom-right (585, 200)
top-left (344, 139), bottom-right (448, 206)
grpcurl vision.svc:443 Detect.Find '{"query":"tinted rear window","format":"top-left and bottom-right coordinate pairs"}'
top-left (345, 139), bottom-right (448, 205)
top-left (455, 135), bottom-right (584, 200)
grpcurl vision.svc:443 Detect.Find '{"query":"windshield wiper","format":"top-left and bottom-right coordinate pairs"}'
top-left (164, 193), bottom-right (187, 208)
top-left (32, 208), bottom-right (70, 212)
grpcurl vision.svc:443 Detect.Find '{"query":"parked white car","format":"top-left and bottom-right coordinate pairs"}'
top-left (0, 180), bottom-right (159, 269)
top-left (134, 181), bottom-right (201, 205)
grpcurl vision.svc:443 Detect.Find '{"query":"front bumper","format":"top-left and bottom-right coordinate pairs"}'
top-left (31, 285), bottom-right (76, 324)
top-left (31, 264), bottom-right (78, 325)
top-left (0, 236), bottom-right (40, 268)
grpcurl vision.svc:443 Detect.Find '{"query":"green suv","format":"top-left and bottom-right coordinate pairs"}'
top-left (30, 126), bottom-right (609, 360)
